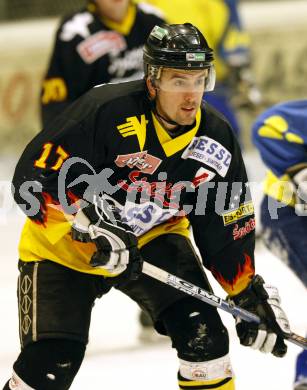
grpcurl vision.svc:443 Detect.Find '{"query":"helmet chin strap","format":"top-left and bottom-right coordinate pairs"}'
top-left (153, 105), bottom-right (180, 127)
top-left (151, 101), bottom-right (195, 137)
top-left (149, 83), bottom-right (182, 129)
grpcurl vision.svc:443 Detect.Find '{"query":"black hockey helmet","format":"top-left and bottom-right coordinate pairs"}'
top-left (143, 23), bottom-right (215, 91)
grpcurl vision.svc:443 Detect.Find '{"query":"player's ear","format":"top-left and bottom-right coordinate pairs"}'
top-left (146, 77), bottom-right (157, 99)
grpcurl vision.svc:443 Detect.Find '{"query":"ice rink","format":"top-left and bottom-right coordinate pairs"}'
top-left (0, 155), bottom-right (306, 389)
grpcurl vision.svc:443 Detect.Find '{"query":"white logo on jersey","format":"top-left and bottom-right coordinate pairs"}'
top-left (115, 151), bottom-right (162, 174)
top-left (182, 136), bottom-right (232, 177)
top-left (108, 46), bottom-right (144, 78)
top-left (191, 167), bottom-right (216, 188)
top-left (121, 200), bottom-right (179, 236)
top-left (60, 12), bottom-right (93, 41)
top-left (77, 31), bottom-right (127, 64)
top-left (98, 195), bottom-right (179, 237)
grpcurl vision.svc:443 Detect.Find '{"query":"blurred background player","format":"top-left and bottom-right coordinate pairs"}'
top-left (252, 100), bottom-right (307, 390)
top-left (136, 0), bottom-right (261, 142)
top-left (40, 0), bottom-right (165, 127)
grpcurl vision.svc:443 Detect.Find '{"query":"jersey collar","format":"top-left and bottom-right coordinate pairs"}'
top-left (99, 3), bottom-right (136, 36)
top-left (152, 109), bottom-right (201, 157)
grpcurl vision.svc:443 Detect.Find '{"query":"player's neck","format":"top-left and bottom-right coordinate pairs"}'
top-left (157, 116), bottom-right (178, 132)
top-left (97, 4), bottom-right (129, 23)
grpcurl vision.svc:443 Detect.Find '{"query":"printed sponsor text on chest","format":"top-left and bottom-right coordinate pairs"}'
top-left (183, 136), bottom-right (232, 176)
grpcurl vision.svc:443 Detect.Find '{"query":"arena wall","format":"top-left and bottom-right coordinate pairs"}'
top-left (0, 1), bottom-right (306, 154)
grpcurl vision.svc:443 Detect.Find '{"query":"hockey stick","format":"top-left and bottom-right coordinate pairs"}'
top-left (142, 261), bottom-right (307, 350)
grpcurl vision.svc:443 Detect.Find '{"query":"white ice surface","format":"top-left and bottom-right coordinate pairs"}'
top-left (0, 155), bottom-right (306, 389)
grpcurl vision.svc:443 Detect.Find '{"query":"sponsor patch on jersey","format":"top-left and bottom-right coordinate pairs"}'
top-left (222, 201), bottom-right (254, 226)
top-left (232, 218), bottom-right (256, 240)
top-left (115, 151), bottom-right (162, 174)
top-left (181, 136), bottom-right (232, 177)
top-left (191, 167), bottom-right (215, 188)
top-left (77, 31), bottom-right (127, 64)
top-left (121, 200), bottom-right (179, 236)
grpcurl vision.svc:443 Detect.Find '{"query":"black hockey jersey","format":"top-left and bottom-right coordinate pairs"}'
top-left (14, 80), bottom-right (255, 295)
top-left (41, 1), bottom-right (164, 126)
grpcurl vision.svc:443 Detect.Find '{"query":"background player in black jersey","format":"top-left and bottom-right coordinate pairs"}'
top-left (4, 23), bottom-right (290, 390)
top-left (40, 0), bottom-right (165, 127)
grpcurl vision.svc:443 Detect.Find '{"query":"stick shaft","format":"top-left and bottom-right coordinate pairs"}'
top-left (142, 261), bottom-right (307, 350)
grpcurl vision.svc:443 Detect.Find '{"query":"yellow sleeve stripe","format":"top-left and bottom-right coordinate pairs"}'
top-left (285, 132), bottom-right (304, 144)
top-left (258, 124), bottom-right (284, 140)
top-left (138, 217), bottom-right (190, 248)
top-left (263, 170), bottom-right (296, 207)
top-left (258, 115), bottom-right (304, 144)
top-left (179, 376), bottom-right (234, 389)
top-left (258, 115), bottom-right (288, 139)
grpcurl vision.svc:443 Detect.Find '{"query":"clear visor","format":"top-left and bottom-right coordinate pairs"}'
top-left (156, 66), bottom-right (216, 93)
top-left (205, 66), bottom-right (216, 92)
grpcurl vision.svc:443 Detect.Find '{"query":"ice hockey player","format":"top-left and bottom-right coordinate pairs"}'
top-left (252, 99), bottom-right (307, 390)
top-left (40, 0), bottom-right (164, 127)
top-left (40, 0), bottom-right (165, 340)
top-left (4, 23), bottom-right (290, 390)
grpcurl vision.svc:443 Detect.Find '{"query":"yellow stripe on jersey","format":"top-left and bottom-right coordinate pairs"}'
top-left (263, 170), bottom-right (296, 207)
top-left (18, 208), bottom-right (190, 275)
top-left (178, 377), bottom-right (234, 389)
top-left (100, 2), bottom-right (136, 36)
top-left (138, 216), bottom-right (190, 248)
top-left (257, 115), bottom-right (288, 140)
top-left (284, 132), bottom-right (304, 144)
top-left (258, 115), bottom-right (304, 144)
top-left (152, 109), bottom-right (201, 157)
top-left (117, 115), bottom-right (148, 151)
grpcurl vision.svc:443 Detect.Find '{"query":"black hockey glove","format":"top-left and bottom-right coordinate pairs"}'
top-left (71, 197), bottom-right (142, 286)
top-left (229, 275), bottom-right (290, 357)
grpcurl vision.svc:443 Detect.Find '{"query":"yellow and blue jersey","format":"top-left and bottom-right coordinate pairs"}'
top-left (252, 100), bottom-right (307, 206)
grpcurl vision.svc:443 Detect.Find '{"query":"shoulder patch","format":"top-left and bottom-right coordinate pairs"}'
top-left (182, 136), bottom-right (232, 177)
top-left (192, 167), bottom-right (216, 188)
top-left (222, 201), bottom-right (254, 226)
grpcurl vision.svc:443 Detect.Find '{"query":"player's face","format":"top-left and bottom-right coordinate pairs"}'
top-left (94, 0), bottom-right (130, 22)
top-left (155, 68), bottom-right (208, 127)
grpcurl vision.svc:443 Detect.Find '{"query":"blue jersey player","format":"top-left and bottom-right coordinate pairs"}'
top-left (252, 100), bottom-right (307, 390)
